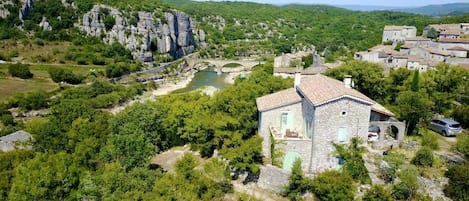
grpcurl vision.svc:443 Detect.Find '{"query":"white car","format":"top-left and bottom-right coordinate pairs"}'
top-left (368, 126), bottom-right (380, 142)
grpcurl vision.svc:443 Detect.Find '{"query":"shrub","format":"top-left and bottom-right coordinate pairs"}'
top-left (18, 91), bottom-right (49, 110)
top-left (444, 165), bottom-right (469, 201)
top-left (334, 138), bottom-right (371, 184)
top-left (411, 147), bottom-right (434, 167)
top-left (454, 134), bottom-right (469, 158)
top-left (282, 159), bottom-right (312, 200)
top-left (420, 129), bottom-right (439, 150)
top-left (8, 63), bottom-right (33, 79)
top-left (392, 165), bottom-right (419, 200)
top-left (311, 170), bottom-right (355, 201)
top-left (34, 38), bottom-right (45, 46)
top-left (104, 15), bottom-right (116, 31)
top-left (363, 185), bottom-right (393, 201)
top-left (48, 67), bottom-right (84, 84)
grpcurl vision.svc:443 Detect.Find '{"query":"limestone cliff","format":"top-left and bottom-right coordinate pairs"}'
top-left (0, 0), bottom-right (13, 19)
top-left (80, 5), bottom-right (204, 62)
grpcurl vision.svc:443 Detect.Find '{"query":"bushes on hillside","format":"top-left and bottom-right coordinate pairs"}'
top-left (411, 147), bottom-right (434, 167)
top-left (363, 185), bottom-right (393, 201)
top-left (311, 170), bottom-right (356, 201)
top-left (444, 165), bottom-right (469, 201)
top-left (48, 67), bottom-right (85, 84)
top-left (8, 63), bottom-right (33, 79)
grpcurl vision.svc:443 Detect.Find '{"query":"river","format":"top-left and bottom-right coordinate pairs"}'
top-left (174, 67), bottom-right (230, 93)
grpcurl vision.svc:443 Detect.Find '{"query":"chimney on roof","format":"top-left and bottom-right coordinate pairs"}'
top-left (343, 75), bottom-right (352, 88)
top-left (294, 67), bottom-right (302, 88)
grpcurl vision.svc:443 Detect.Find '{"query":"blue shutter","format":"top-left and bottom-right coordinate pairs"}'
top-left (338, 128), bottom-right (347, 142)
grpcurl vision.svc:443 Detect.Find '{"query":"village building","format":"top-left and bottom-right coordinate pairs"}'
top-left (447, 46), bottom-right (468, 58)
top-left (382, 25), bottom-right (417, 43)
top-left (256, 74), bottom-right (404, 173)
top-left (423, 23), bottom-right (469, 40)
top-left (273, 52), bottom-right (329, 78)
top-left (355, 25), bottom-right (469, 71)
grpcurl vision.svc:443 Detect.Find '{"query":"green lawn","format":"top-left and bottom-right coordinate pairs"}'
top-left (0, 78), bottom-right (58, 102)
top-left (0, 64), bottom-right (105, 102)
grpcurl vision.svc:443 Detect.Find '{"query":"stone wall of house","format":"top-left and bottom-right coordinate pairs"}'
top-left (276, 139), bottom-right (312, 171)
top-left (258, 165), bottom-right (291, 193)
top-left (259, 102), bottom-right (304, 162)
top-left (311, 98), bottom-right (371, 173)
top-left (439, 42), bottom-right (469, 52)
top-left (446, 57), bottom-right (469, 65)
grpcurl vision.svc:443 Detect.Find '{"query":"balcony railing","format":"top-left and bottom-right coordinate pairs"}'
top-left (269, 125), bottom-right (302, 139)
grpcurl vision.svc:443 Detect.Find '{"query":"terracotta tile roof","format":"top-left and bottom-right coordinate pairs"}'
top-left (256, 88), bottom-right (302, 112)
top-left (447, 46), bottom-right (468, 51)
top-left (297, 74), bottom-right (373, 106)
top-left (371, 102), bottom-right (395, 117)
top-left (439, 38), bottom-right (469, 44)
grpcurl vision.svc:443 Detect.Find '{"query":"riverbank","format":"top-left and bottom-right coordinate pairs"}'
top-left (109, 70), bottom-right (197, 114)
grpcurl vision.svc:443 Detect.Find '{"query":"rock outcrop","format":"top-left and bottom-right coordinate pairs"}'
top-left (19, 0), bottom-right (34, 21)
top-left (39, 16), bottom-right (52, 31)
top-left (80, 5), bottom-right (203, 62)
top-left (0, 0), bottom-right (13, 19)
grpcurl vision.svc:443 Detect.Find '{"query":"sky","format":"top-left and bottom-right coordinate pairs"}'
top-left (194, 0), bottom-right (466, 7)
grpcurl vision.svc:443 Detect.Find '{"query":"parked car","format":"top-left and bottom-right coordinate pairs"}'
top-left (429, 118), bottom-right (462, 137)
top-left (368, 125), bottom-right (380, 142)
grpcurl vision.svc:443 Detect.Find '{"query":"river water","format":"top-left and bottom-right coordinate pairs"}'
top-left (174, 67), bottom-right (230, 93)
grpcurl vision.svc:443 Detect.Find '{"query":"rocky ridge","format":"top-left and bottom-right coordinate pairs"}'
top-left (80, 5), bottom-right (204, 62)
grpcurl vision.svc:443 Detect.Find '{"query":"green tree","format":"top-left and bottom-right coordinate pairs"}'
top-left (395, 90), bottom-right (434, 135)
top-left (311, 170), bottom-right (356, 201)
top-left (8, 152), bottom-right (80, 200)
top-left (426, 27), bottom-right (438, 40)
top-left (410, 70), bottom-right (420, 92)
top-left (324, 61), bottom-right (386, 101)
top-left (282, 158), bottom-right (311, 200)
top-left (334, 138), bottom-right (371, 184)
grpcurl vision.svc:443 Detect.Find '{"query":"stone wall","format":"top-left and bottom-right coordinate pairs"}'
top-left (259, 102), bottom-right (304, 161)
top-left (258, 165), bottom-right (291, 193)
top-left (277, 139), bottom-right (312, 171)
top-left (311, 97), bottom-right (371, 172)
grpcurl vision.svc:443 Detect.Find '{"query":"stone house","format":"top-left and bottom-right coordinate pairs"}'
top-left (256, 74), bottom-right (402, 173)
top-left (407, 56), bottom-right (429, 72)
top-left (424, 23), bottom-right (469, 40)
top-left (382, 26), bottom-right (417, 43)
top-left (447, 46), bottom-right (468, 58)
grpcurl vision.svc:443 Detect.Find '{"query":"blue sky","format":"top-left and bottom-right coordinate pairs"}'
top-left (194, 0), bottom-right (466, 7)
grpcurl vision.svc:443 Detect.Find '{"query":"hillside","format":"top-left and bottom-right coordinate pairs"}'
top-left (395, 3), bottom-right (469, 17)
top-left (163, 0), bottom-right (434, 61)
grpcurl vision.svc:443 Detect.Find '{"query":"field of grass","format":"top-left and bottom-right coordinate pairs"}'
top-left (0, 64), bottom-right (106, 102)
top-left (0, 39), bottom-right (72, 64)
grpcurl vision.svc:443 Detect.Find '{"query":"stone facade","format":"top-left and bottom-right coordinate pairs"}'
top-left (258, 102), bottom-right (303, 160)
top-left (382, 26), bottom-right (417, 43)
top-left (310, 98), bottom-right (371, 172)
top-left (256, 75), bottom-right (395, 174)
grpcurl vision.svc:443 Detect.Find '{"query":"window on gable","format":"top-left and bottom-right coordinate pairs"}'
top-left (338, 127), bottom-right (347, 143)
